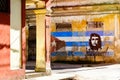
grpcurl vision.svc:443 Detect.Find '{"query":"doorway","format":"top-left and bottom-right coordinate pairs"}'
top-left (26, 25), bottom-right (36, 70)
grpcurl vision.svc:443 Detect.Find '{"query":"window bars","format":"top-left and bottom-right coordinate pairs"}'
top-left (0, 0), bottom-right (9, 12)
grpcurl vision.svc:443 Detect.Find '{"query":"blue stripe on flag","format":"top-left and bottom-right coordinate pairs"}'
top-left (86, 31), bottom-right (104, 36)
top-left (73, 52), bottom-right (85, 56)
top-left (51, 32), bottom-right (72, 37)
top-left (65, 41), bottom-right (105, 46)
top-left (72, 32), bottom-right (86, 36)
top-left (104, 31), bottom-right (114, 36)
top-left (51, 51), bottom-right (114, 57)
top-left (103, 41), bottom-right (114, 45)
top-left (66, 42), bottom-right (88, 46)
top-left (67, 51), bottom-right (73, 56)
top-left (51, 31), bottom-right (114, 37)
top-left (51, 52), bottom-right (56, 56)
top-left (106, 52), bottom-right (114, 56)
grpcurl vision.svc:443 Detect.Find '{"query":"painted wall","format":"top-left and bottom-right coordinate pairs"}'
top-left (51, 13), bottom-right (120, 63)
top-left (52, 0), bottom-right (120, 7)
top-left (0, 0), bottom-right (26, 80)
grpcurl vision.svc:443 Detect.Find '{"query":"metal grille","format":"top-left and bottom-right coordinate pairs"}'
top-left (0, 0), bottom-right (9, 12)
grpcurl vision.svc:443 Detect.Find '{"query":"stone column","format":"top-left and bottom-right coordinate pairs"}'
top-left (10, 0), bottom-right (22, 70)
top-left (34, 9), bottom-right (46, 72)
top-left (45, 16), bottom-right (51, 74)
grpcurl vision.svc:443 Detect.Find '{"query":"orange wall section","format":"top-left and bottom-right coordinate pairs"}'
top-left (0, 12), bottom-right (10, 71)
top-left (0, 0), bottom-right (26, 80)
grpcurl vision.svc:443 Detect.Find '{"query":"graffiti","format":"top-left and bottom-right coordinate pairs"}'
top-left (89, 33), bottom-right (102, 51)
top-left (50, 14), bottom-right (118, 62)
top-left (51, 36), bottom-right (66, 53)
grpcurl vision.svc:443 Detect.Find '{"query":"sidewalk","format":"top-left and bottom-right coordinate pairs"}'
top-left (25, 63), bottom-right (120, 80)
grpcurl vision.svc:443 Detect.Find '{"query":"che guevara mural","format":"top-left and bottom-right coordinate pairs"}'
top-left (89, 33), bottom-right (102, 51)
top-left (51, 14), bottom-right (120, 63)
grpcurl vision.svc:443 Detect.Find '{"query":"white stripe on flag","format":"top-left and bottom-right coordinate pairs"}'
top-left (56, 36), bottom-right (114, 42)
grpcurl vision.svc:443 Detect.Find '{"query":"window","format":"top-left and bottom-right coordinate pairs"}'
top-left (87, 21), bottom-right (103, 28)
top-left (56, 23), bottom-right (72, 32)
top-left (0, 0), bottom-right (9, 12)
top-left (86, 21), bottom-right (104, 31)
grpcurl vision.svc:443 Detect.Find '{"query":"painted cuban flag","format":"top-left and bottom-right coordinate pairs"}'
top-left (51, 31), bottom-right (114, 57)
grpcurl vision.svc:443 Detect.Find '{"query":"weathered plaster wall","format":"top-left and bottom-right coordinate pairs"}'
top-left (0, 0), bottom-right (26, 80)
top-left (52, 0), bottom-right (120, 7)
top-left (51, 13), bottom-right (120, 63)
top-left (0, 13), bottom-right (10, 70)
top-left (49, 0), bottom-right (120, 63)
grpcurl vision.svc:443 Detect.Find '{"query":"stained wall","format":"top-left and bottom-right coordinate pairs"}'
top-left (51, 11), bottom-right (120, 63)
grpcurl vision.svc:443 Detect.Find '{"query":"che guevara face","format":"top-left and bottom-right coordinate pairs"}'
top-left (89, 33), bottom-right (102, 50)
top-left (91, 36), bottom-right (99, 46)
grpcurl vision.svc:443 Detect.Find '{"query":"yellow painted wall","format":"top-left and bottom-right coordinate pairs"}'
top-left (71, 20), bottom-right (87, 32)
top-left (51, 22), bottom-right (56, 32)
top-left (51, 13), bottom-right (120, 63)
top-left (52, 14), bottom-right (116, 31)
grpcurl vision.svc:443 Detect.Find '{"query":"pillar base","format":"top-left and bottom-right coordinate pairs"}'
top-left (35, 67), bottom-right (46, 72)
top-left (25, 69), bottom-right (51, 79)
top-left (46, 69), bottom-right (51, 75)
